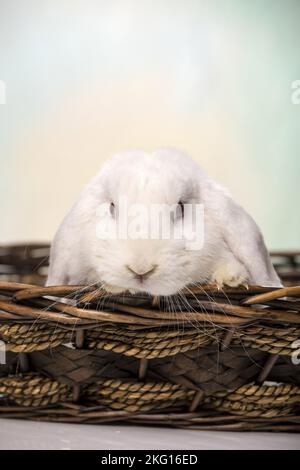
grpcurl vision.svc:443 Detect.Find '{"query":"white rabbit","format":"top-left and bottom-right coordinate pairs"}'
top-left (47, 148), bottom-right (282, 295)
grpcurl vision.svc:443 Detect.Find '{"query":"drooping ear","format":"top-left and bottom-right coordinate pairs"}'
top-left (209, 190), bottom-right (282, 287)
top-left (46, 233), bottom-right (70, 286)
top-left (47, 168), bottom-right (110, 287)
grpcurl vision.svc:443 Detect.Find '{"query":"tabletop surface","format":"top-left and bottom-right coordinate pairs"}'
top-left (0, 419), bottom-right (299, 450)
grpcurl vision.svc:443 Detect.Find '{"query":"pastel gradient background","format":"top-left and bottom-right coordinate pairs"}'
top-left (0, 0), bottom-right (299, 248)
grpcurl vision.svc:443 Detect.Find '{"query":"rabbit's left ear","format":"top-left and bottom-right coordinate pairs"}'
top-left (212, 194), bottom-right (282, 287)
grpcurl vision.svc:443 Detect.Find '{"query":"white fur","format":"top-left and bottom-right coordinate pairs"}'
top-left (47, 148), bottom-right (282, 295)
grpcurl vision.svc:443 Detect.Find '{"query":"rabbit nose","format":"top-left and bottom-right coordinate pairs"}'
top-left (126, 264), bottom-right (157, 282)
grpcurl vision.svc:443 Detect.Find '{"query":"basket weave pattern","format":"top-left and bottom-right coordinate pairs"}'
top-left (0, 244), bottom-right (299, 431)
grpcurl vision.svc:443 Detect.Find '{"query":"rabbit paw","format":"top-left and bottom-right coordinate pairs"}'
top-left (211, 263), bottom-right (249, 289)
top-left (103, 283), bottom-right (126, 294)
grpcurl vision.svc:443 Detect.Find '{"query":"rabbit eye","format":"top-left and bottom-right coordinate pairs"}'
top-left (178, 200), bottom-right (184, 218)
top-left (110, 202), bottom-right (115, 217)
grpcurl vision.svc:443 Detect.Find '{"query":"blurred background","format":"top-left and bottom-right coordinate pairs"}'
top-left (0, 0), bottom-right (299, 249)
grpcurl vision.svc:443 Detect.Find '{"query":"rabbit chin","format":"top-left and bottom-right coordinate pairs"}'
top-left (102, 279), bottom-right (184, 296)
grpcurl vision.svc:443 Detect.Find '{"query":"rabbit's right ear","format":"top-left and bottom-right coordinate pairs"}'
top-left (46, 234), bottom-right (70, 286)
top-left (46, 165), bottom-right (109, 287)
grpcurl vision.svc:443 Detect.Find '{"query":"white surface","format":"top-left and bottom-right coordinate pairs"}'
top-left (0, 419), bottom-right (299, 450)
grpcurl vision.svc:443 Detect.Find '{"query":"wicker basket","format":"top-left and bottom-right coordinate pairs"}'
top-left (0, 244), bottom-right (299, 432)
